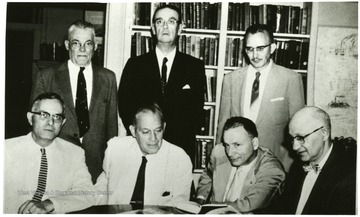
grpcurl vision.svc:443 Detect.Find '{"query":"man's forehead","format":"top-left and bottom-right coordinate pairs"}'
top-left (37, 99), bottom-right (63, 111)
top-left (154, 8), bottom-right (179, 19)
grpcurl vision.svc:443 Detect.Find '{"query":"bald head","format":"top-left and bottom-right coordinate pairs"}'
top-left (290, 106), bottom-right (331, 136)
top-left (289, 106), bottom-right (332, 164)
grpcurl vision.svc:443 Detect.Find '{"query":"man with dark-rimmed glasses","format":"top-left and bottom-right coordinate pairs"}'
top-left (217, 24), bottom-right (305, 172)
top-left (5, 92), bottom-right (95, 214)
top-left (272, 106), bottom-right (356, 214)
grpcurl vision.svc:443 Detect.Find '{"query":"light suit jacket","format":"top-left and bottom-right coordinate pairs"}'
top-left (30, 61), bottom-right (118, 182)
top-left (196, 144), bottom-right (285, 213)
top-left (95, 136), bottom-right (193, 206)
top-left (4, 133), bottom-right (96, 213)
top-left (216, 63), bottom-right (304, 171)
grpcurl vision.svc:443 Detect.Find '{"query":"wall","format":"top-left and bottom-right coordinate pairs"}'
top-left (307, 2), bottom-right (358, 139)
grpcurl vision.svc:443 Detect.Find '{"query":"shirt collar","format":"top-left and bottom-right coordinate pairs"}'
top-left (316, 143), bottom-right (334, 169)
top-left (155, 46), bottom-right (176, 63)
top-left (67, 59), bottom-right (92, 72)
top-left (248, 59), bottom-right (273, 76)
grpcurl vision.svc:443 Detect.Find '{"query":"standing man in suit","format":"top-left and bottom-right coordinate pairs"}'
top-left (273, 106), bottom-right (356, 214)
top-left (217, 24), bottom-right (305, 171)
top-left (196, 117), bottom-right (285, 213)
top-left (31, 20), bottom-right (118, 183)
top-left (5, 92), bottom-right (95, 214)
top-left (118, 4), bottom-right (206, 163)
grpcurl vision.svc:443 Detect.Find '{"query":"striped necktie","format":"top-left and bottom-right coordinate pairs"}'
top-left (250, 71), bottom-right (261, 105)
top-left (161, 57), bottom-right (168, 94)
top-left (33, 148), bottom-right (48, 201)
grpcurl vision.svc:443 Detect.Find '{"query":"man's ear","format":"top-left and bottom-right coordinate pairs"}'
top-left (151, 24), bottom-right (156, 35)
top-left (27, 112), bottom-right (33, 126)
top-left (64, 40), bottom-right (70, 51)
top-left (94, 41), bottom-right (98, 51)
top-left (130, 125), bottom-right (136, 138)
top-left (177, 23), bottom-right (184, 36)
top-left (61, 118), bottom-right (66, 127)
top-left (322, 128), bottom-right (330, 142)
top-left (252, 137), bottom-right (259, 150)
top-left (270, 43), bottom-right (277, 55)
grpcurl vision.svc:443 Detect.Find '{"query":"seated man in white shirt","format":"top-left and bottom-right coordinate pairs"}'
top-left (4, 92), bottom-right (95, 214)
top-left (273, 106), bottom-right (356, 214)
top-left (95, 102), bottom-right (193, 206)
top-left (196, 116), bottom-right (285, 213)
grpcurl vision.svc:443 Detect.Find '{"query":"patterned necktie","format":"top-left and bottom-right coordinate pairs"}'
top-left (302, 164), bottom-right (322, 173)
top-left (75, 67), bottom-right (90, 137)
top-left (161, 57), bottom-right (168, 94)
top-left (250, 71), bottom-right (261, 105)
top-left (131, 156), bottom-right (147, 204)
top-left (33, 148), bottom-right (48, 201)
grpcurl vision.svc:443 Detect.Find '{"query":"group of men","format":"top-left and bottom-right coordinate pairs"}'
top-left (4, 4), bottom-right (356, 214)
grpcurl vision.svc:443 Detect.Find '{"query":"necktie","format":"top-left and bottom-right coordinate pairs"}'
top-left (250, 71), bottom-right (261, 105)
top-left (302, 164), bottom-right (322, 173)
top-left (161, 57), bottom-right (168, 94)
top-left (131, 156), bottom-right (147, 204)
top-left (75, 67), bottom-right (90, 138)
top-left (33, 148), bottom-right (48, 201)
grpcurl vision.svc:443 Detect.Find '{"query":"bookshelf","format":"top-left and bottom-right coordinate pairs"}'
top-left (105, 2), bottom-right (312, 172)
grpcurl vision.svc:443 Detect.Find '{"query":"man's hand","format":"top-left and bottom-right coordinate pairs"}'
top-left (18, 199), bottom-right (54, 214)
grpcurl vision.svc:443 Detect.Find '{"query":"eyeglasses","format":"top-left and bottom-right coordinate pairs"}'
top-left (245, 44), bottom-right (271, 53)
top-left (154, 18), bottom-right (179, 27)
top-left (69, 41), bottom-right (94, 50)
top-left (288, 126), bottom-right (324, 145)
top-left (30, 111), bottom-right (64, 123)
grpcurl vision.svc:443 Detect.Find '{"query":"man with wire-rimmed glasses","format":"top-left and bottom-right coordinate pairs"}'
top-left (216, 24), bottom-right (305, 172)
top-left (5, 92), bottom-right (95, 214)
top-left (30, 20), bottom-right (118, 184)
top-left (272, 106), bottom-right (356, 214)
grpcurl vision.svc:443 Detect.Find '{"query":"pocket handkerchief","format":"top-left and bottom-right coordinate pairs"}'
top-left (270, 97), bottom-right (284, 102)
top-left (182, 84), bottom-right (191, 89)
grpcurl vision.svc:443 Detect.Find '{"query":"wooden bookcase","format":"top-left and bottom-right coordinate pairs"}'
top-left (104, 2), bottom-right (312, 172)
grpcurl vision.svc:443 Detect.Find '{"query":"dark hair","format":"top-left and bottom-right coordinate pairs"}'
top-left (68, 20), bottom-right (96, 39)
top-left (244, 24), bottom-right (275, 45)
top-left (152, 4), bottom-right (182, 24)
top-left (31, 92), bottom-right (65, 113)
top-left (132, 101), bottom-right (165, 126)
top-left (223, 116), bottom-right (258, 141)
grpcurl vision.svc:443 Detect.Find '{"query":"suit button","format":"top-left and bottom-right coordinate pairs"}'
top-left (74, 133), bottom-right (78, 137)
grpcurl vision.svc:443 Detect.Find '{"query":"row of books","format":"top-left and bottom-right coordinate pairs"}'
top-left (167, 2), bottom-right (221, 30)
top-left (130, 33), bottom-right (154, 57)
top-left (205, 74), bottom-right (216, 103)
top-left (178, 35), bottom-right (219, 66)
top-left (194, 140), bottom-right (213, 169)
top-left (133, 3), bottom-right (151, 26)
top-left (273, 40), bottom-right (309, 70)
top-left (228, 3), bottom-right (311, 34)
top-left (197, 106), bottom-right (215, 137)
top-left (133, 2), bottom-right (221, 30)
top-left (224, 37), bottom-right (309, 70)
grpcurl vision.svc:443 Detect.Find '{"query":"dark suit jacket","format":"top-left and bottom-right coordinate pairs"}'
top-left (31, 62), bottom-right (118, 183)
top-left (118, 50), bottom-right (206, 161)
top-left (217, 63), bottom-right (305, 171)
top-left (276, 139), bottom-right (356, 214)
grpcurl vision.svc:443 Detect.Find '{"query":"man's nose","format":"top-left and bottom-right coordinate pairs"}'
top-left (292, 140), bottom-right (302, 151)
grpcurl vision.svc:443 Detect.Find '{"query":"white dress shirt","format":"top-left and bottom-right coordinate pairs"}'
top-left (223, 155), bottom-right (258, 202)
top-left (295, 144), bottom-right (334, 214)
top-left (155, 46), bottom-right (176, 82)
top-left (95, 136), bottom-right (193, 206)
top-left (4, 133), bottom-right (95, 213)
top-left (68, 60), bottom-right (93, 107)
top-left (243, 60), bottom-right (272, 123)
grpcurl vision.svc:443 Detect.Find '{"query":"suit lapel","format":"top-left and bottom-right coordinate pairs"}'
top-left (230, 67), bottom-right (247, 117)
top-left (166, 51), bottom-right (181, 92)
top-left (55, 63), bottom-right (76, 118)
top-left (256, 64), bottom-right (278, 124)
top-left (89, 65), bottom-right (99, 113)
